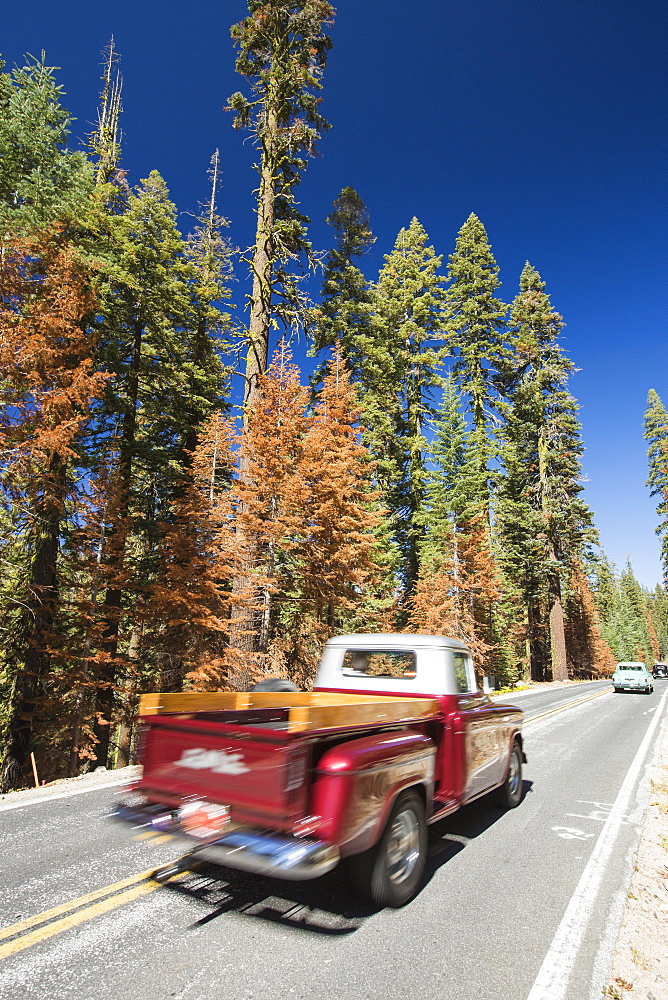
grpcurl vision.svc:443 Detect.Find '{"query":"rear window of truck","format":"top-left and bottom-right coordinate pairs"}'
top-left (342, 649), bottom-right (417, 679)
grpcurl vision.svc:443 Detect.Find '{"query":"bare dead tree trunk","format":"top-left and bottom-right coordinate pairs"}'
top-left (114, 625), bottom-right (142, 768)
top-left (229, 117), bottom-right (279, 665)
top-left (548, 568), bottom-right (569, 682)
top-left (243, 108), bottom-right (277, 423)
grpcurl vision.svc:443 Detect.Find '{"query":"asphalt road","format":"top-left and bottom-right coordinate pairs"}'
top-left (0, 679), bottom-right (666, 1000)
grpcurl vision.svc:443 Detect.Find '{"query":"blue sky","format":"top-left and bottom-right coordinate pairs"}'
top-left (2, 0), bottom-right (666, 585)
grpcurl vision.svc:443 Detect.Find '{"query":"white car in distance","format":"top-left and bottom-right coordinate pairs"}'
top-left (612, 661), bottom-right (654, 694)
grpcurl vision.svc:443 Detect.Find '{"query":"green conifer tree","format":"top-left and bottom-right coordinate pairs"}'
top-left (445, 213), bottom-right (508, 505)
top-left (644, 388), bottom-right (668, 585)
top-left (0, 54), bottom-right (92, 230)
top-left (89, 171), bottom-right (229, 764)
top-left (311, 186), bottom-right (375, 378)
top-left (364, 218), bottom-right (447, 592)
top-left (423, 374), bottom-right (469, 556)
top-left (619, 563), bottom-right (653, 663)
top-left (646, 585), bottom-right (668, 659)
top-left (599, 564), bottom-right (651, 663)
top-left (497, 262), bottom-right (595, 680)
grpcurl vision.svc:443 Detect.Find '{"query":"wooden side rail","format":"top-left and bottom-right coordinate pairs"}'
top-left (139, 691), bottom-right (440, 733)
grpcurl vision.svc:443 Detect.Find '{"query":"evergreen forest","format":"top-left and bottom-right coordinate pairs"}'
top-left (2, 2), bottom-right (667, 790)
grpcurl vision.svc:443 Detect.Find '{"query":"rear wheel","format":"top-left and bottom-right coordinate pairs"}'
top-left (492, 740), bottom-right (523, 809)
top-left (352, 791), bottom-right (427, 908)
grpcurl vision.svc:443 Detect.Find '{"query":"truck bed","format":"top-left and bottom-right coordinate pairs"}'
top-left (135, 691), bottom-right (441, 831)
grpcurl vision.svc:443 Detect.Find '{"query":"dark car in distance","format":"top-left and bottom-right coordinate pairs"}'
top-left (653, 663), bottom-right (668, 678)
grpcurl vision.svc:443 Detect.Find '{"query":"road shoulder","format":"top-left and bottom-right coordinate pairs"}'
top-left (0, 765), bottom-right (140, 811)
top-left (605, 711), bottom-right (668, 999)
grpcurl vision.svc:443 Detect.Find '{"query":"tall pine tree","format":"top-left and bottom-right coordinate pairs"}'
top-left (227, 0), bottom-right (334, 416)
top-left (0, 235), bottom-right (105, 789)
top-left (363, 218), bottom-right (447, 593)
top-left (311, 186), bottom-right (375, 379)
top-left (445, 213), bottom-right (508, 508)
top-left (0, 53), bottom-right (92, 231)
top-left (88, 171), bottom-right (229, 764)
top-left (497, 262), bottom-right (595, 680)
top-left (644, 388), bottom-right (668, 585)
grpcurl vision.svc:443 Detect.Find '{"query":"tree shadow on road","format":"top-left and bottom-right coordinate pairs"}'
top-left (158, 779), bottom-right (533, 937)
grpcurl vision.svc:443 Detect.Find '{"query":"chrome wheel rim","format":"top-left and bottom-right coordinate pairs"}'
top-left (385, 808), bottom-right (420, 884)
top-left (507, 749), bottom-right (521, 797)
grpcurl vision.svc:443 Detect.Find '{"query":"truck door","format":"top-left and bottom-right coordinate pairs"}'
top-left (453, 652), bottom-right (502, 801)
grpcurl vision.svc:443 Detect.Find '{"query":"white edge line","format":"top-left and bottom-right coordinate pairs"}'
top-left (0, 776), bottom-right (134, 813)
top-left (525, 687), bottom-right (668, 1000)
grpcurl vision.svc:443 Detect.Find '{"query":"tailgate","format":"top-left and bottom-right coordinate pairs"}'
top-left (139, 716), bottom-right (308, 829)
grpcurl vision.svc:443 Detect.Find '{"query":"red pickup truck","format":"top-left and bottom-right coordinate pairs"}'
top-left (114, 633), bottom-right (525, 907)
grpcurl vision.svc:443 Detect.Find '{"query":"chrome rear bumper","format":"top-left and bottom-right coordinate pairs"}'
top-left (111, 802), bottom-right (339, 881)
top-left (191, 830), bottom-right (340, 879)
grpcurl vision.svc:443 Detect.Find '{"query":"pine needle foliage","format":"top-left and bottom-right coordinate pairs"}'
top-left (445, 213), bottom-right (508, 502)
top-left (234, 340), bottom-right (311, 668)
top-left (85, 170), bottom-right (231, 764)
top-left (644, 388), bottom-right (668, 585)
top-left (563, 561), bottom-right (615, 677)
top-left (0, 54), bottom-right (93, 230)
top-left (146, 413), bottom-right (252, 692)
top-left (406, 513), bottom-right (502, 674)
top-left (294, 345), bottom-right (388, 629)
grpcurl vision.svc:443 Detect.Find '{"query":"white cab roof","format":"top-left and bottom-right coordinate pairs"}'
top-left (325, 633), bottom-right (470, 651)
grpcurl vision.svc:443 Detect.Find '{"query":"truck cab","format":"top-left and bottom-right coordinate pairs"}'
top-left (315, 633), bottom-right (523, 809)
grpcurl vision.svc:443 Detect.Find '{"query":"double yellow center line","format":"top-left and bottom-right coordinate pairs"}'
top-left (525, 686), bottom-right (612, 727)
top-left (0, 867), bottom-right (186, 961)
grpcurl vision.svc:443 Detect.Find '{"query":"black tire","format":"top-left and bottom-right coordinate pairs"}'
top-left (249, 678), bottom-right (299, 692)
top-left (492, 740), bottom-right (523, 809)
top-left (353, 790), bottom-right (427, 908)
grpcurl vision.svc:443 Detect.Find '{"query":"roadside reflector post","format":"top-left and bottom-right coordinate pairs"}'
top-left (30, 752), bottom-right (39, 788)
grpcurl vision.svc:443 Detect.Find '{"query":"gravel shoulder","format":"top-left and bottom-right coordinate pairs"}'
top-left (604, 711), bottom-right (668, 1000)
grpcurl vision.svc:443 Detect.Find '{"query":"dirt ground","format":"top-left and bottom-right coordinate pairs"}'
top-left (604, 712), bottom-right (668, 1000)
